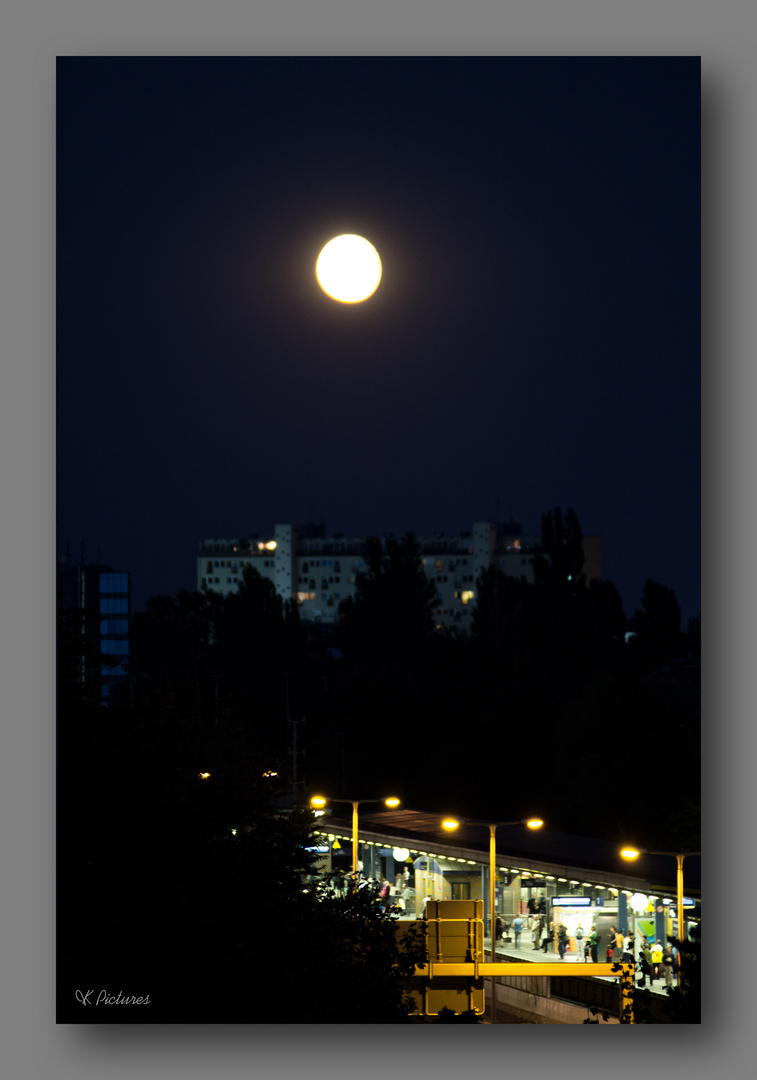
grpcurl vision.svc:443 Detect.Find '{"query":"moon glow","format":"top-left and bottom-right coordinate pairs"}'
top-left (315, 234), bottom-right (382, 303)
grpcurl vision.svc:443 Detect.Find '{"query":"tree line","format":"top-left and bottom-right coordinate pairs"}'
top-left (57, 506), bottom-right (699, 1022)
top-left (120, 507), bottom-right (699, 848)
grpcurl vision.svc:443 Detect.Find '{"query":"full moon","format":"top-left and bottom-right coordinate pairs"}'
top-left (315, 234), bottom-right (382, 303)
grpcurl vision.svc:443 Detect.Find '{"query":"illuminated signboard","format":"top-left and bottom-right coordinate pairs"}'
top-left (551, 896), bottom-right (591, 907)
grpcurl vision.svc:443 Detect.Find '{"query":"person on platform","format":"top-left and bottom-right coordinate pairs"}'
top-left (557, 924), bottom-right (568, 959)
top-left (651, 939), bottom-right (663, 982)
top-left (540, 923), bottom-right (554, 953)
top-left (640, 940), bottom-right (654, 986)
top-left (588, 925), bottom-right (600, 964)
top-left (607, 926), bottom-right (618, 962)
top-left (532, 920), bottom-right (542, 950)
top-left (512, 915), bottom-right (524, 948)
top-left (662, 945), bottom-right (675, 988)
top-left (575, 924), bottom-right (585, 961)
top-left (622, 931), bottom-right (634, 962)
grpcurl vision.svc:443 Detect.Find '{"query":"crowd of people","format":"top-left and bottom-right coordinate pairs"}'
top-left (493, 913), bottom-right (679, 985)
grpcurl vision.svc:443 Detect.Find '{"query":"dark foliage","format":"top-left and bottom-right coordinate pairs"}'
top-left (124, 510), bottom-right (698, 842)
top-left (57, 666), bottom-right (428, 1022)
top-left (59, 506), bottom-right (700, 1021)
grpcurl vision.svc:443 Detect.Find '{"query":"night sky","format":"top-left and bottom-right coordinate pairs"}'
top-left (57, 56), bottom-right (700, 622)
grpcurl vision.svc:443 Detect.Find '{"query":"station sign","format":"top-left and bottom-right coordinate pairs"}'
top-left (551, 896), bottom-right (591, 907)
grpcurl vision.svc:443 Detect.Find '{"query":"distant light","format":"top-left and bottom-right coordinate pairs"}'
top-left (393, 847), bottom-right (410, 861)
top-left (526, 818), bottom-right (544, 830)
top-left (310, 796), bottom-right (327, 809)
top-left (199, 772), bottom-right (210, 780)
top-left (263, 770), bottom-right (278, 778)
top-left (230, 828), bottom-right (237, 836)
top-left (620, 847), bottom-right (641, 861)
top-left (384, 797), bottom-right (400, 808)
top-left (442, 819), bottom-right (460, 831)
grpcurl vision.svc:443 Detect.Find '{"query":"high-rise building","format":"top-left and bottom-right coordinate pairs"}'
top-left (196, 522), bottom-right (600, 628)
top-left (57, 561), bottom-right (131, 703)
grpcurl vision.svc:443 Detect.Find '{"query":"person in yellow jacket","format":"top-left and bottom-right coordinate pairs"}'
top-left (651, 939), bottom-right (664, 982)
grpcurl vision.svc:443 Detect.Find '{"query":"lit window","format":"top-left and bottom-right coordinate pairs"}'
top-left (461, 591), bottom-right (475, 605)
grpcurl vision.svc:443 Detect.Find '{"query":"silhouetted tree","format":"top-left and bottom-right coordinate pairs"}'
top-left (633, 579), bottom-right (685, 661)
top-left (57, 683), bottom-right (427, 1023)
top-left (130, 587), bottom-right (212, 685)
top-left (534, 506), bottom-right (586, 595)
top-left (338, 534), bottom-right (439, 665)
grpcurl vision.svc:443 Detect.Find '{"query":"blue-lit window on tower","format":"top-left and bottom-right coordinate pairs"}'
top-left (99, 571), bottom-right (129, 703)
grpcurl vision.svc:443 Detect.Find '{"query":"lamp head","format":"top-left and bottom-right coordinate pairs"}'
top-left (525, 818), bottom-right (544, 830)
top-left (384, 797), bottom-right (400, 808)
top-left (620, 847), bottom-right (642, 861)
top-left (441, 818), bottom-right (460, 831)
top-left (310, 796), bottom-right (327, 809)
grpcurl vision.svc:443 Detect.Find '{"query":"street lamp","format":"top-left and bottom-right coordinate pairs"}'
top-left (310, 795), bottom-right (401, 884)
top-left (619, 846), bottom-right (700, 986)
top-left (442, 816), bottom-right (544, 1024)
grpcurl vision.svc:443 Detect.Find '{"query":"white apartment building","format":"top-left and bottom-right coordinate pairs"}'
top-left (196, 522), bottom-right (575, 629)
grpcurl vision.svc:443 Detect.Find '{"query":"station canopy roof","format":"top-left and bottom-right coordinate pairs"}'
top-left (315, 807), bottom-right (700, 900)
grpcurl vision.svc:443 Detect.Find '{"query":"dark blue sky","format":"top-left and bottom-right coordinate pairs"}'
top-left (57, 57), bottom-right (700, 621)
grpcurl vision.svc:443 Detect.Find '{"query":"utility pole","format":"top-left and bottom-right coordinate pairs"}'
top-left (285, 673), bottom-right (305, 798)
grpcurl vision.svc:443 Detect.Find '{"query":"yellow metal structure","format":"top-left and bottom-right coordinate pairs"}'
top-left (407, 899), bottom-right (486, 1017)
top-left (406, 900), bottom-right (635, 1022)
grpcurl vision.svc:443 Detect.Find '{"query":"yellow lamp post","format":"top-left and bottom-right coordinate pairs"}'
top-left (442, 816), bottom-right (544, 1023)
top-left (620, 846), bottom-right (700, 987)
top-left (310, 795), bottom-right (400, 885)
